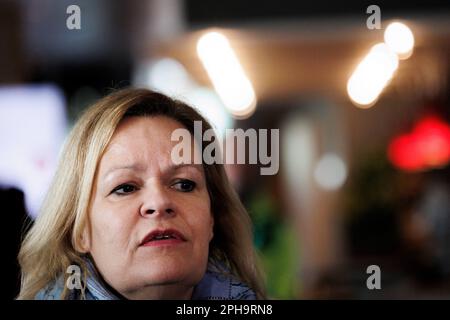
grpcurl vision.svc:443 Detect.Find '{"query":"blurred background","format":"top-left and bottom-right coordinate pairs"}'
top-left (1, 0), bottom-right (450, 299)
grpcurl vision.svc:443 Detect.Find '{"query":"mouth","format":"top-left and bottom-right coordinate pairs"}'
top-left (140, 228), bottom-right (187, 247)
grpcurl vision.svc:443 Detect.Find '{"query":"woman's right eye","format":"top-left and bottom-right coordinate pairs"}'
top-left (111, 184), bottom-right (137, 196)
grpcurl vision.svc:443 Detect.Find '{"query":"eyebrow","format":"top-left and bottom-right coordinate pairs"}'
top-left (169, 163), bottom-right (204, 174)
top-left (102, 163), bottom-right (203, 180)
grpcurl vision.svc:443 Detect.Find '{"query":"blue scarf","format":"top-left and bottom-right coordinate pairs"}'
top-left (35, 258), bottom-right (256, 300)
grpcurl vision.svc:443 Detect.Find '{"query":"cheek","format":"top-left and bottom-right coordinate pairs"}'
top-left (185, 201), bottom-right (213, 248)
top-left (90, 202), bottom-right (138, 251)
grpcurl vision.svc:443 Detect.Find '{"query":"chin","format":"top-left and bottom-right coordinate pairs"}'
top-left (130, 252), bottom-right (208, 284)
top-left (140, 260), bottom-right (204, 286)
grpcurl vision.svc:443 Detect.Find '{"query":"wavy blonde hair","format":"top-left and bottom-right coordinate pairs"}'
top-left (17, 88), bottom-right (265, 299)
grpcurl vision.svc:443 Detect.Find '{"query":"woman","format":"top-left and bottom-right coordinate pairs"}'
top-left (17, 88), bottom-right (265, 300)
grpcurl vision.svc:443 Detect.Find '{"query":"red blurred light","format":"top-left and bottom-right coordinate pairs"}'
top-left (388, 115), bottom-right (450, 172)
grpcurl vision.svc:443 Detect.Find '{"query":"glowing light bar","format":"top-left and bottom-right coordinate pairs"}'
top-left (197, 31), bottom-right (256, 119)
top-left (347, 43), bottom-right (399, 107)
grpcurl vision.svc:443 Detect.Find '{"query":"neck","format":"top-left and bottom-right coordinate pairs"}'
top-left (121, 284), bottom-right (194, 300)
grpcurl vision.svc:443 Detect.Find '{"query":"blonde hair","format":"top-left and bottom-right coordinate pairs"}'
top-left (18, 88), bottom-right (265, 299)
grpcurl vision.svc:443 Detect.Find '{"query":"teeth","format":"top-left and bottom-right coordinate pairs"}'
top-left (153, 234), bottom-right (173, 241)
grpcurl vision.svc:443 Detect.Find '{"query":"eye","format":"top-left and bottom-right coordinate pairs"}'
top-left (172, 179), bottom-right (196, 192)
top-left (111, 184), bottom-right (137, 196)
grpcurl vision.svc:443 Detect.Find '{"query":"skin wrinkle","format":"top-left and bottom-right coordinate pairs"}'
top-left (81, 116), bottom-right (214, 299)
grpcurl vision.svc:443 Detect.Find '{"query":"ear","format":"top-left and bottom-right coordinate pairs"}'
top-left (77, 226), bottom-right (91, 253)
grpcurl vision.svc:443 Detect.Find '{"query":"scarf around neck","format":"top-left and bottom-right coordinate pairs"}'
top-left (35, 258), bottom-right (257, 300)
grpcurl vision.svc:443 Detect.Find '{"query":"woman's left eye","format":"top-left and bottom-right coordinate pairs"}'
top-left (172, 179), bottom-right (196, 192)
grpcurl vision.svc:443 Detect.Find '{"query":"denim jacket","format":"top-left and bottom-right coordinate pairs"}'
top-left (35, 258), bottom-right (256, 300)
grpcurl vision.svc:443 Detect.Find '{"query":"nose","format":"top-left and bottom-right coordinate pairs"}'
top-left (139, 184), bottom-right (175, 218)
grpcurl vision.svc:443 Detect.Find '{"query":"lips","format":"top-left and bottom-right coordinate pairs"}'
top-left (140, 228), bottom-right (186, 247)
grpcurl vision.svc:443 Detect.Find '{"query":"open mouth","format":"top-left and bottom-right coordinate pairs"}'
top-left (140, 229), bottom-right (186, 247)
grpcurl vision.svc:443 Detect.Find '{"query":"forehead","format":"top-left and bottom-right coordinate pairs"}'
top-left (110, 116), bottom-right (182, 149)
top-left (99, 116), bottom-right (191, 172)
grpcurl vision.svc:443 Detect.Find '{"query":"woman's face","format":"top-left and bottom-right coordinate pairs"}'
top-left (82, 116), bottom-right (214, 299)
